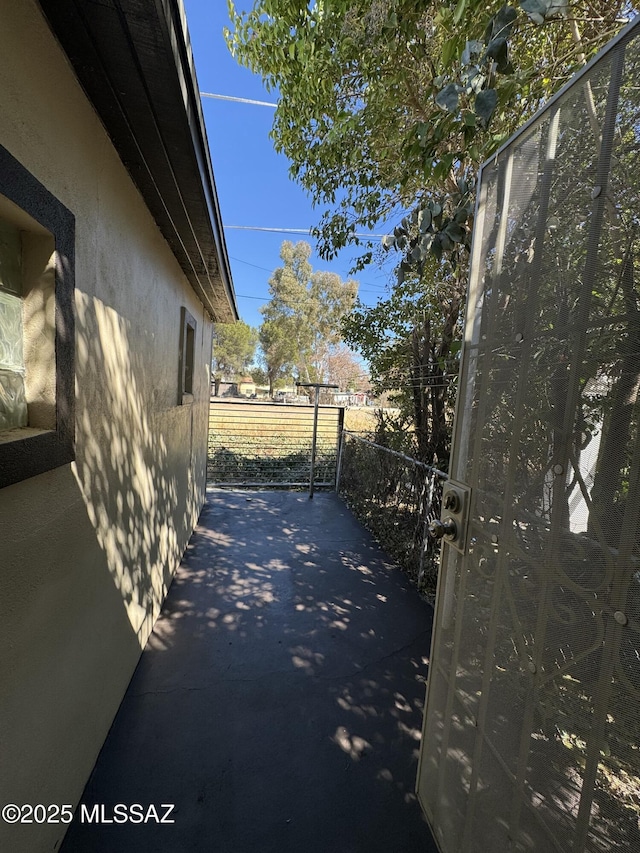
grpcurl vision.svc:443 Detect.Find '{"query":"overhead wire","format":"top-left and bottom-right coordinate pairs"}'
top-left (225, 224), bottom-right (386, 239)
top-left (200, 92), bottom-right (278, 107)
top-left (200, 95), bottom-right (449, 394)
top-left (201, 93), bottom-right (393, 301)
top-left (228, 255), bottom-right (390, 295)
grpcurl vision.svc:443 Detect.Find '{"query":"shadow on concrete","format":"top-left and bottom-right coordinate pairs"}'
top-left (61, 490), bottom-right (438, 853)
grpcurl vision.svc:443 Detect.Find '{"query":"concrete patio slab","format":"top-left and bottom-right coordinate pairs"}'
top-left (60, 490), bottom-right (438, 853)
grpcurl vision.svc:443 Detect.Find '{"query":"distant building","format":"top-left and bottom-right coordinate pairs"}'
top-left (238, 375), bottom-right (256, 396)
top-left (333, 392), bottom-right (370, 407)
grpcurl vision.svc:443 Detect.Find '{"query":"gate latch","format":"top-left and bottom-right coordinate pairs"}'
top-left (428, 479), bottom-right (472, 554)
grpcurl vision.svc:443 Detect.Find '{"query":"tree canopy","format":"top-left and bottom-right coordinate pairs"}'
top-left (226, 1), bottom-right (635, 465)
top-left (226, 1), bottom-right (632, 274)
top-left (259, 241), bottom-right (358, 392)
top-left (212, 321), bottom-right (258, 380)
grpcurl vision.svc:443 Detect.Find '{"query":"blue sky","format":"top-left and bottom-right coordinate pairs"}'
top-left (183, 0), bottom-right (392, 329)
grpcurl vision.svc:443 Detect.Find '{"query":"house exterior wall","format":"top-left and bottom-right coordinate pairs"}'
top-left (0, 2), bottom-right (214, 850)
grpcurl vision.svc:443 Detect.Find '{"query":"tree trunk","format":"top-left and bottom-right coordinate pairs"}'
top-left (411, 318), bottom-right (430, 462)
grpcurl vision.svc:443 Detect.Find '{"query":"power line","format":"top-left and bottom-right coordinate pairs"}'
top-left (228, 255), bottom-right (389, 293)
top-left (235, 287), bottom-right (385, 302)
top-left (225, 225), bottom-right (386, 239)
top-left (226, 243), bottom-right (391, 294)
top-left (200, 92), bottom-right (278, 107)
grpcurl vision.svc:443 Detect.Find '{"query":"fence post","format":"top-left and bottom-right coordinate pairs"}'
top-left (309, 389), bottom-right (320, 499)
top-left (296, 382), bottom-right (339, 500)
top-left (335, 411), bottom-right (345, 494)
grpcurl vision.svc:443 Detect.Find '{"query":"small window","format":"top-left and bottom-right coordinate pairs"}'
top-left (178, 307), bottom-right (196, 404)
top-left (0, 144), bottom-right (75, 489)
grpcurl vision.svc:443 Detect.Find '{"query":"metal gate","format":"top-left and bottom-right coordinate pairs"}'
top-left (418, 18), bottom-right (640, 853)
top-left (207, 399), bottom-right (343, 487)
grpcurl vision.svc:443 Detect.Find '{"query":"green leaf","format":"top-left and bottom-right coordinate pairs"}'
top-left (445, 221), bottom-right (466, 243)
top-left (493, 5), bottom-right (518, 38)
top-left (485, 36), bottom-right (508, 68)
top-left (475, 88), bottom-right (498, 125)
top-left (453, 0), bottom-right (467, 25)
top-left (435, 83), bottom-right (459, 113)
top-left (418, 208), bottom-right (432, 232)
top-left (384, 11), bottom-right (399, 29)
top-left (521, 0), bottom-right (546, 10)
top-left (420, 233), bottom-right (434, 253)
top-left (442, 37), bottom-right (459, 68)
top-left (484, 17), bottom-right (494, 46)
top-left (440, 231), bottom-right (455, 252)
top-left (434, 7), bottom-right (453, 26)
top-left (520, 0), bottom-right (546, 17)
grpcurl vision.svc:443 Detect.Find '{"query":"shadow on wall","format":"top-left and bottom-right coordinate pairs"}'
top-left (72, 293), bottom-right (201, 647)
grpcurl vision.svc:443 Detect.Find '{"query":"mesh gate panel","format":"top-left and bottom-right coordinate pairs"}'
top-left (418, 20), bottom-right (640, 853)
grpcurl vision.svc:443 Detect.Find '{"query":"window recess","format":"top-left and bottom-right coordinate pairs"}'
top-left (0, 145), bottom-right (75, 489)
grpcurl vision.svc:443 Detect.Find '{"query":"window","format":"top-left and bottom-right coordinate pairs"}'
top-left (178, 307), bottom-right (196, 404)
top-left (0, 144), bottom-right (75, 489)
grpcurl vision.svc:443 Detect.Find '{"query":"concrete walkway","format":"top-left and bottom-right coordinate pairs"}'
top-left (61, 490), bottom-right (438, 853)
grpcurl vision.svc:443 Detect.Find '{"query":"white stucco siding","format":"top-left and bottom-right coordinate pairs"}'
top-left (0, 2), bottom-right (215, 850)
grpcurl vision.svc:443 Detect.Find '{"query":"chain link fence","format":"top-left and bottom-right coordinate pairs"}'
top-left (337, 430), bottom-right (448, 596)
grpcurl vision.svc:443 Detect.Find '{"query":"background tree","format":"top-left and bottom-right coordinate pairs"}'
top-left (259, 316), bottom-right (298, 395)
top-left (325, 344), bottom-right (365, 392)
top-left (260, 240), bottom-right (358, 386)
top-left (211, 321), bottom-right (258, 392)
top-left (248, 365), bottom-right (269, 387)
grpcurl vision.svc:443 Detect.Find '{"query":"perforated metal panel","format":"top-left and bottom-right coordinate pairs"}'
top-left (418, 18), bottom-right (640, 853)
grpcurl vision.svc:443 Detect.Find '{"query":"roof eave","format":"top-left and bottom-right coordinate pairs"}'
top-left (38, 0), bottom-right (239, 323)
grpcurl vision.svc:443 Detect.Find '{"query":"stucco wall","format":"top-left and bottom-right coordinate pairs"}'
top-left (0, 2), bottom-right (215, 851)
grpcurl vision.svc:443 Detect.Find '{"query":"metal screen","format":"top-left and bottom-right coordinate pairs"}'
top-left (418, 18), bottom-right (640, 853)
top-left (207, 400), bottom-right (342, 487)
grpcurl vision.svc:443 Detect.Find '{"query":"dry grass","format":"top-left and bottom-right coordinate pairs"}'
top-left (343, 407), bottom-right (378, 434)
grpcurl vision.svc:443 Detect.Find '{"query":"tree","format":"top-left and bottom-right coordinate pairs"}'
top-left (248, 365), bottom-right (269, 387)
top-left (260, 240), bottom-right (358, 388)
top-left (227, 1), bottom-right (629, 269)
top-left (343, 264), bottom-right (463, 465)
top-left (326, 345), bottom-right (365, 392)
top-left (227, 0), bottom-right (634, 464)
top-left (259, 316), bottom-right (298, 395)
top-left (307, 270), bottom-right (359, 381)
top-left (211, 321), bottom-right (258, 389)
